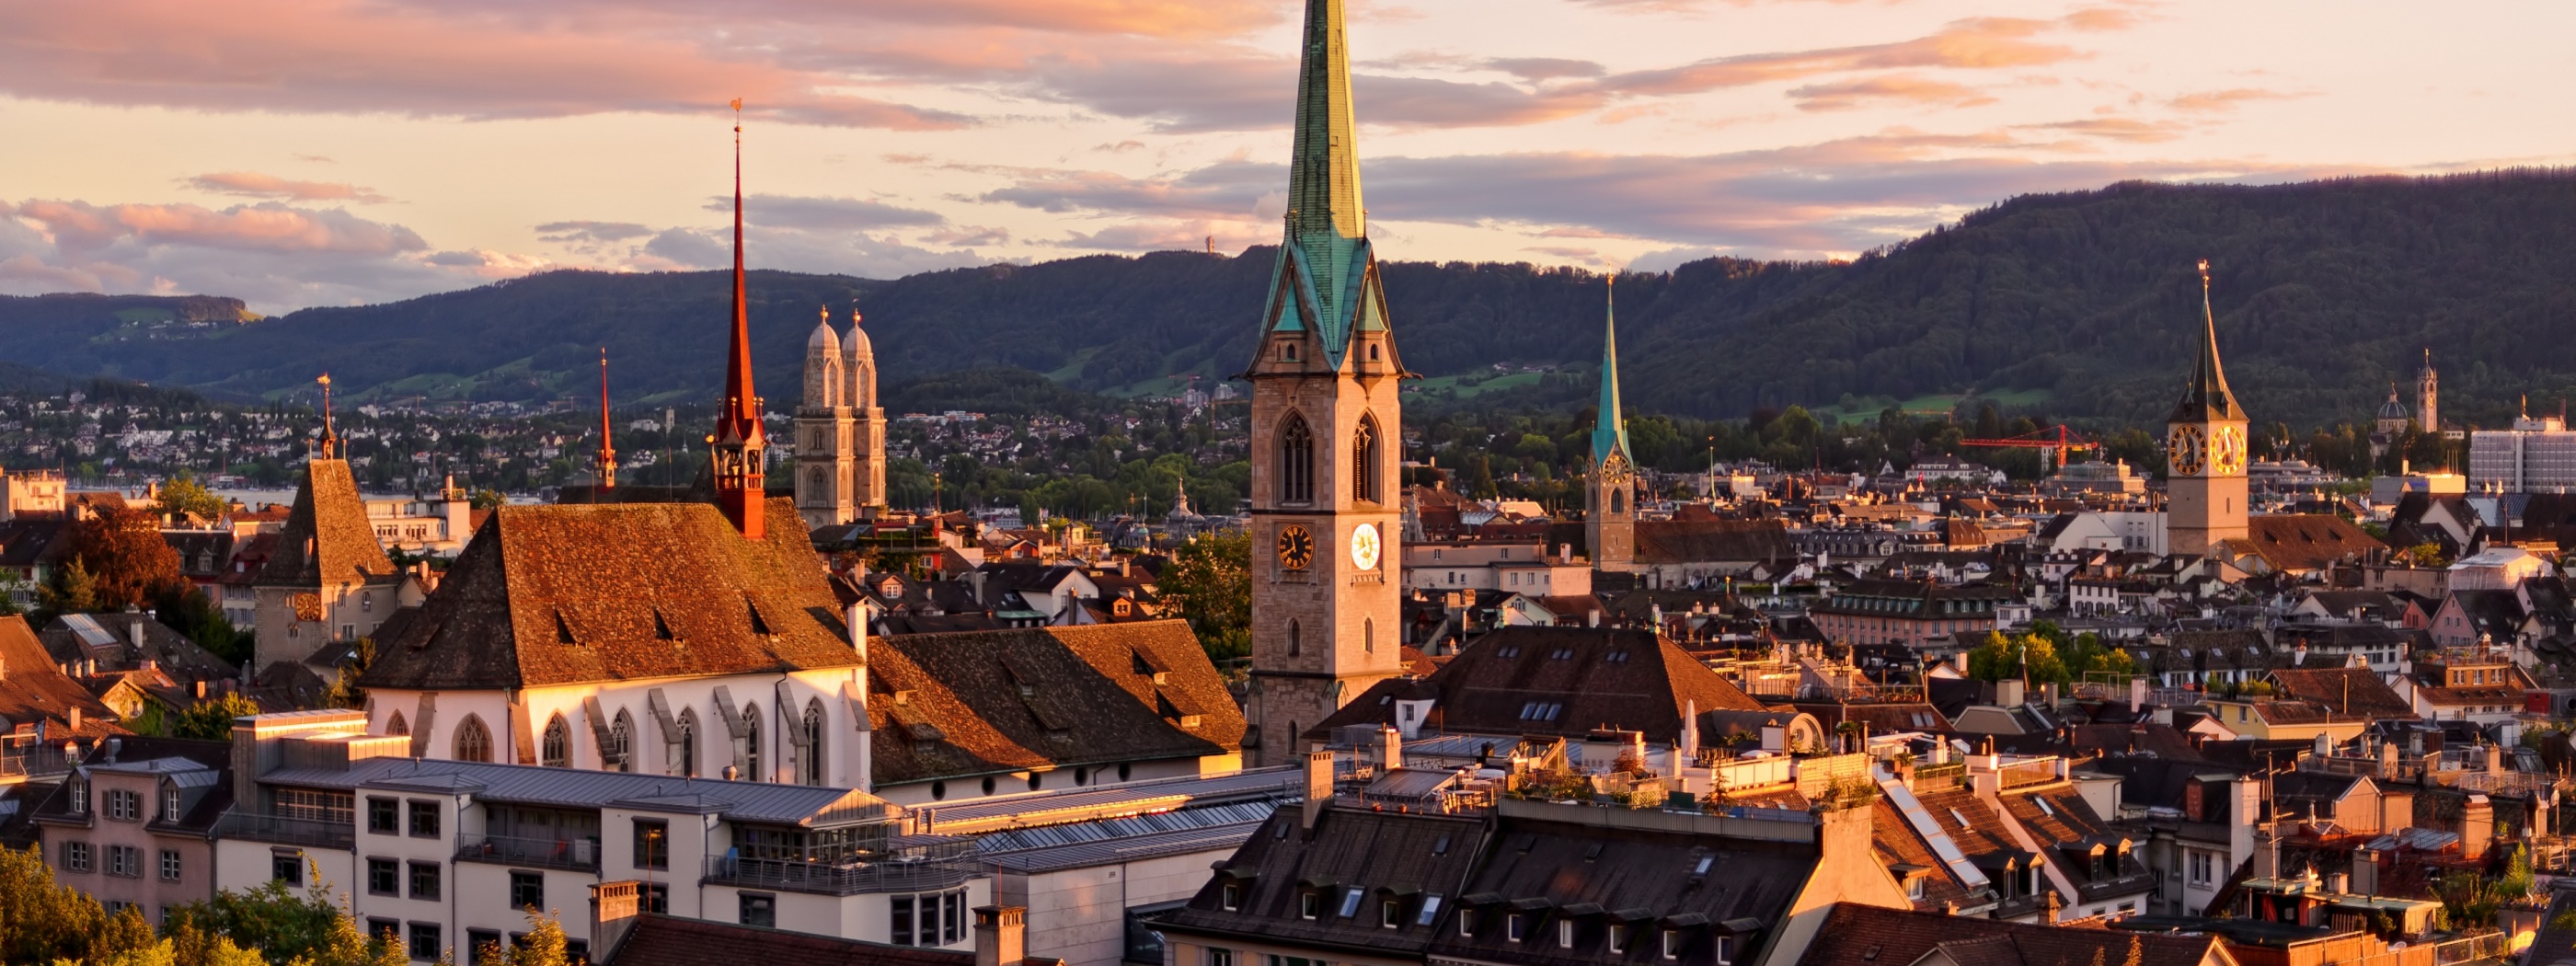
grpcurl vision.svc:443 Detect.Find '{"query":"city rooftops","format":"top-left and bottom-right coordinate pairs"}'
top-left (259, 753), bottom-right (895, 827)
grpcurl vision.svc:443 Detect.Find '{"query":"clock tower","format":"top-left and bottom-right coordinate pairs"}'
top-left (1587, 282), bottom-right (1636, 573)
top-left (1242, 0), bottom-right (1408, 768)
top-left (2166, 259), bottom-right (2248, 557)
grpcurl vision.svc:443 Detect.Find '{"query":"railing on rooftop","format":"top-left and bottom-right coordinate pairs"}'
top-left (455, 834), bottom-right (601, 873)
top-left (1913, 761), bottom-right (1966, 786)
top-left (0, 747), bottom-right (72, 779)
top-left (214, 812), bottom-right (354, 850)
top-left (1996, 759), bottom-right (2063, 789)
top-left (701, 841), bottom-right (980, 897)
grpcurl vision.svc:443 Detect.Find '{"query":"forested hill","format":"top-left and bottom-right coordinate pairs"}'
top-left (6, 168), bottom-right (2576, 430)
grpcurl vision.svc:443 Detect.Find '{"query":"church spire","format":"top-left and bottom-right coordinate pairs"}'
top-left (1592, 279), bottom-right (1632, 469)
top-left (710, 98), bottom-right (767, 539)
top-left (315, 373), bottom-right (339, 460)
top-left (1259, 0), bottom-right (1384, 370)
top-left (596, 348), bottom-right (616, 493)
top-left (2168, 259), bottom-right (2244, 424)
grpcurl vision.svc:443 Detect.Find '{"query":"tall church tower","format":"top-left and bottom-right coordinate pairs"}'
top-left (845, 310), bottom-right (888, 515)
top-left (1586, 282), bottom-right (1636, 573)
top-left (2418, 348), bottom-right (2439, 433)
top-left (2165, 259), bottom-right (2248, 557)
top-left (710, 102), bottom-right (768, 540)
top-left (1243, 0), bottom-right (1407, 767)
top-left (795, 306), bottom-right (853, 529)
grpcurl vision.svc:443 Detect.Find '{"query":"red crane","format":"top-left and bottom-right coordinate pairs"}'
top-left (1961, 424), bottom-right (2098, 469)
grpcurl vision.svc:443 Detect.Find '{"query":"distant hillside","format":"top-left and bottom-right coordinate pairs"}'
top-left (7, 169), bottom-right (2576, 430)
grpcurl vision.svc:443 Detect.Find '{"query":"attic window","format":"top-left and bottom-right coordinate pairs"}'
top-left (1517, 701), bottom-right (1562, 722)
top-left (555, 613), bottom-right (576, 645)
top-left (747, 600), bottom-right (773, 637)
top-left (1549, 648), bottom-right (1575, 661)
top-left (1606, 650), bottom-right (1630, 663)
top-left (2034, 798), bottom-right (2056, 818)
top-left (1432, 835), bottom-right (1452, 856)
top-left (653, 610), bottom-right (676, 640)
top-left (1949, 808), bottom-right (1972, 830)
top-left (1496, 645), bottom-right (1521, 658)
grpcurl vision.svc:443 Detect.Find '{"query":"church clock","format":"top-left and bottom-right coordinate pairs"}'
top-left (1350, 523), bottom-right (1382, 571)
top-left (2212, 425), bottom-right (2246, 476)
top-left (1276, 523), bottom-right (1316, 570)
top-left (2167, 425), bottom-right (2206, 476)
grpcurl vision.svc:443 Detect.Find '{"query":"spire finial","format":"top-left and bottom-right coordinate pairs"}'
top-left (316, 373), bottom-right (338, 460)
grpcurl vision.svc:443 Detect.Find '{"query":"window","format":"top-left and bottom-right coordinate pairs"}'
top-left (1363, 618), bottom-right (1374, 653)
top-left (160, 849), bottom-right (181, 881)
top-left (367, 920), bottom-right (401, 947)
top-left (1220, 883), bottom-right (1240, 911)
top-left (1300, 891), bottom-right (1321, 920)
top-left (1417, 895), bottom-right (1443, 927)
top-left (1352, 416), bottom-right (1382, 504)
top-left (1507, 914), bottom-right (1525, 942)
top-left (1714, 935), bottom-right (1733, 965)
top-left (1559, 919), bottom-right (1576, 949)
top-left (68, 780), bottom-right (86, 814)
top-left (676, 709), bottom-right (699, 777)
top-left (408, 800), bottom-right (440, 837)
top-left (1278, 413), bottom-right (1314, 504)
top-left (607, 711), bottom-right (633, 774)
top-left (741, 704), bottom-right (763, 780)
top-left (368, 858), bottom-right (399, 895)
top-left (1610, 925), bottom-right (1629, 954)
top-left (466, 930), bottom-right (502, 964)
top-left (891, 890), bottom-right (969, 947)
top-left (1459, 909), bottom-right (1476, 937)
top-left (163, 788), bottom-right (181, 822)
top-left (1287, 620), bottom-right (1300, 657)
top-left (541, 714), bottom-right (571, 768)
top-left (509, 871), bottom-right (543, 912)
top-left (367, 798), bottom-right (399, 834)
top-left (408, 923), bottom-right (441, 962)
top-left (387, 710), bottom-right (408, 736)
top-left (271, 851), bottom-right (304, 885)
top-left (643, 883), bottom-right (669, 914)
top-left (1208, 950), bottom-right (1237, 966)
top-left (632, 818), bottom-right (670, 870)
top-left (108, 789), bottom-right (141, 821)
top-left (1338, 887), bottom-right (1364, 919)
top-left (62, 841), bottom-right (89, 872)
top-left (454, 715), bottom-right (493, 764)
top-left (1663, 930), bottom-right (1684, 960)
top-left (799, 701), bottom-right (826, 786)
top-left (409, 862), bottom-right (440, 901)
top-left (109, 845), bottom-right (140, 878)
top-left (1383, 900), bottom-right (1402, 928)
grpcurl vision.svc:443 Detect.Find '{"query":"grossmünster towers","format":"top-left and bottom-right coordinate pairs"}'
top-left (1243, 0), bottom-right (1408, 767)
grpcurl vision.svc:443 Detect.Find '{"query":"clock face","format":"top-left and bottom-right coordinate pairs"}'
top-left (2213, 425), bottom-right (2246, 476)
top-left (2167, 425), bottom-right (2206, 476)
top-left (1601, 451), bottom-right (1630, 480)
top-left (1351, 523), bottom-right (1382, 571)
top-left (1276, 524), bottom-right (1316, 570)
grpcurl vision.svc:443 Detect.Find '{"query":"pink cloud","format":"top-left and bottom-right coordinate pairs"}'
top-left (2021, 118), bottom-right (2190, 143)
top-left (1788, 75), bottom-right (1998, 111)
top-left (10, 200), bottom-right (427, 255)
top-left (184, 171), bottom-right (392, 203)
top-left (2168, 87), bottom-right (2305, 113)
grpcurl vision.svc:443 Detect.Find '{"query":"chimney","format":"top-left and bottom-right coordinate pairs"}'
top-left (69, 707), bottom-right (81, 732)
top-left (590, 881), bottom-right (642, 961)
top-left (2129, 678), bottom-right (2147, 714)
top-left (130, 617), bottom-right (145, 650)
top-left (1995, 679), bottom-right (2025, 707)
top-left (2042, 889), bottom-right (2063, 926)
top-left (2314, 732), bottom-right (2330, 760)
top-left (973, 906), bottom-right (1027, 966)
top-left (1678, 699), bottom-right (1700, 763)
top-left (2253, 825), bottom-right (2279, 880)
top-left (2485, 742), bottom-right (2503, 774)
top-left (1303, 750), bottom-right (1334, 830)
top-left (845, 602), bottom-right (868, 664)
top-left (1953, 651), bottom-right (1970, 673)
top-left (2351, 846), bottom-right (2378, 895)
top-left (1375, 727), bottom-right (1403, 773)
top-left (2463, 795), bottom-right (2493, 858)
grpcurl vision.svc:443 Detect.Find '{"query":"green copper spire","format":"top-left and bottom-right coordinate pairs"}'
top-left (1593, 280), bottom-right (1632, 468)
top-left (1259, 0), bottom-right (1384, 369)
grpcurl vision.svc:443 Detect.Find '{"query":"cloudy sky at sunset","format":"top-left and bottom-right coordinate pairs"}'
top-left (3, 0), bottom-right (2570, 311)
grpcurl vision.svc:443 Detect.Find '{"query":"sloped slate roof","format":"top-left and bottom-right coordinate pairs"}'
top-left (1798, 903), bottom-right (2226, 966)
top-left (0, 616), bottom-right (121, 737)
top-left (1636, 519), bottom-right (1796, 566)
top-left (1310, 626), bottom-right (1764, 745)
top-left (608, 914), bottom-right (971, 966)
top-left (362, 498), bottom-right (860, 690)
top-left (255, 458), bottom-right (397, 588)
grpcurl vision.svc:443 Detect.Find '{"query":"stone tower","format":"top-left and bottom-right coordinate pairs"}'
top-left (845, 310), bottom-right (887, 515)
top-left (2418, 348), bottom-right (2439, 433)
top-left (1586, 282), bottom-right (1636, 573)
top-left (795, 306), bottom-right (853, 529)
top-left (2166, 260), bottom-right (2248, 558)
top-left (1243, 0), bottom-right (1408, 768)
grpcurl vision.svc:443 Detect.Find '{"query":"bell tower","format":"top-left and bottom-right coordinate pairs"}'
top-left (796, 305), bottom-right (853, 529)
top-left (1243, 0), bottom-right (1407, 767)
top-left (1586, 282), bottom-right (1636, 573)
top-left (709, 99), bottom-right (768, 540)
top-left (2166, 259), bottom-right (2248, 557)
top-left (2418, 348), bottom-right (2439, 433)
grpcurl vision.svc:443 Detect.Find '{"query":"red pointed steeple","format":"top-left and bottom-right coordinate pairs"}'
top-left (596, 348), bottom-right (616, 494)
top-left (710, 98), bottom-right (767, 538)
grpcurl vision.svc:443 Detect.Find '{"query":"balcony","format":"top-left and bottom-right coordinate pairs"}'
top-left (702, 843), bottom-right (980, 897)
top-left (0, 747), bottom-right (72, 779)
top-left (455, 834), bottom-right (601, 872)
top-left (214, 812), bottom-right (355, 850)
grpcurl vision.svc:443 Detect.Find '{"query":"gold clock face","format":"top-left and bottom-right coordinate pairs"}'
top-left (2213, 425), bottom-right (2246, 476)
top-left (1276, 524), bottom-right (1316, 570)
top-left (1351, 523), bottom-right (1382, 571)
top-left (2168, 425), bottom-right (2206, 476)
top-left (1602, 451), bottom-right (1630, 480)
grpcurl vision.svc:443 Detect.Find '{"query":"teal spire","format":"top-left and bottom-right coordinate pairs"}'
top-left (1259, 0), bottom-right (1384, 369)
top-left (1592, 280), bottom-right (1632, 468)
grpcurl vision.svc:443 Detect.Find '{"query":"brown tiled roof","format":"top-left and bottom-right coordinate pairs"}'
top-left (362, 499), bottom-right (861, 690)
top-left (865, 620), bottom-right (1243, 786)
top-left (606, 914), bottom-right (971, 966)
top-left (1797, 903), bottom-right (2228, 966)
top-left (2269, 668), bottom-right (2412, 719)
top-left (255, 459), bottom-right (396, 589)
top-left (1635, 519), bottom-right (1795, 566)
top-left (0, 616), bottom-right (122, 738)
top-left (1309, 627), bottom-right (1764, 745)
top-left (2236, 515), bottom-right (2385, 574)
top-left (1872, 797), bottom-right (1972, 913)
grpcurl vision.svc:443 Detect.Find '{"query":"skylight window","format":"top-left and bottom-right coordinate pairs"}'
top-left (1950, 808), bottom-right (1972, 829)
top-left (1417, 895), bottom-right (1444, 927)
top-left (1693, 856), bottom-right (1714, 876)
top-left (2034, 798), bottom-right (2057, 818)
top-left (1340, 887), bottom-right (1365, 918)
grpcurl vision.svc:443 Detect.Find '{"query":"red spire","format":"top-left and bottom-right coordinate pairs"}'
top-left (596, 348), bottom-right (616, 493)
top-left (710, 98), bottom-right (766, 538)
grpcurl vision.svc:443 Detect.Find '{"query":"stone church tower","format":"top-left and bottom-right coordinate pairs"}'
top-left (1243, 0), bottom-right (1408, 767)
top-left (2417, 348), bottom-right (2439, 433)
top-left (2166, 260), bottom-right (2249, 558)
top-left (1586, 283), bottom-right (1636, 573)
top-left (795, 305), bottom-right (886, 530)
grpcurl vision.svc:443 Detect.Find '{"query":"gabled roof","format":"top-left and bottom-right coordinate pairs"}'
top-left (2233, 515), bottom-right (2384, 574)
top-left (0, 616), bottom-right (121, 738)
top-left (1309, 626), bottom-right (1764, 745)
top-left (1799, 903), bottom-right (2228, 966)
top-left (1635, 520), bottom-right (1795, 566)
top-left (2268, 668), bottom-right (2412, 719)
top-left (254, 458), bottom-right (397, 589)
top-left (362, 498), bottom-right (860, 690)
top-left (1157, 805), bottom-right (1485, 955)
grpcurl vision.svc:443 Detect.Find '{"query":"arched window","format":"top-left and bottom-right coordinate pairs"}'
top-left (1611, 486), bottom-right (1626, 515)
top-left (386, 710), bottom-right (408, 737)
top-left (1363, 617), bottom-right (1375, 654)
top-left (800, 700), bottom-right (826, 786)
top-left (541, 714), bottom-right (571, 768)
top-left (1287, 619), bottom-right (1301, 657)
top-left (454, 716), bottom-right (492, 764)
top-left (1278, 413), bottom-right (1314, 504)
top-left (608, 710), bottom-right (635, 774)
top-left (675, 709), bottom-right (699, 777)
top-left (1352, 415), bottom-right (1382, 504)
top-left (740, 705), bottom-right (763, 781)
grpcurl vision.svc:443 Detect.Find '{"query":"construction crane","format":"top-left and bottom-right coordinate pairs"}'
top-left (1960, 424), bottom-right (2098, 469)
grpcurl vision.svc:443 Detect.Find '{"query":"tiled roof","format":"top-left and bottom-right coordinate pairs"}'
top-left (362, 499), bottom-right (862, 689)
top-left (1797, 903), bottom-right (2226, 966)
top-left (606, 914), bottom-right (970, 966)
top-left (1635, 520), bottom-right (1795, 566)
top-left (865, 620), bottom-right (1244, 786)
top-left (2235, 515), bottom-right (2384, 574)
top-left (255, 459), bottom-right (397, 589)
top-left (1871, 797), bottom-right (1972, 913)
top-left (0, 616), bottom-right (121, 738)
top-left (2268, 669), bottom-right (2412, 719)
top-left (1310, 626), bottom-right (1764, 746)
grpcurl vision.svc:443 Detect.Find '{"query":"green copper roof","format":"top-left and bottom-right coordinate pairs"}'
top-left (1592, 282), bottom-right (1632, 468)
top-left (1259, 0), bottom-right (1380, 369)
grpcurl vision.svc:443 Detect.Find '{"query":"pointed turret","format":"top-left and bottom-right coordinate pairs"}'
top-left (596, 349), bottom-right (616, 492)
top-left (709, 99), bottom-right (768, 539)
top-left (315, 373), bottom-right (339, 460)
top-left (1592, 281), bottom-right (1633, 471)
top-left (1256, 0), bottom-right (1390, 371)
top-left (2168, 259), bottom-right (2244, 424)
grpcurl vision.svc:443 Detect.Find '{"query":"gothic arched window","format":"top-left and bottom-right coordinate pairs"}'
top-left (1288, 619), bottom-right (1302, 657)
top-left (608, 710), bottom-right (635, 773)
top-left (454, 716), bottom-right (492, 763)
top-left (1279, 413), bottom-right (1315, 504)
top-left (675, 709), bottom-right (699, 777)
top-left (800, 700), bottom-right (826, 786)
top-left (541, 714), bottom-right (571, 768)
top-left (1352, 415), bottom-right (1382, 504)
top-left (740, 705), bottom-right (763, 781)
top-left (1611, 486), bottom-right (1626, 515)
top-left (1363, 617), bottom-right (1375, 654)
top-left (386, 710), bottom-right (408, 737)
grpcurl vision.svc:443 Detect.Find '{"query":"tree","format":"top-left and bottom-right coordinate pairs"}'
top-left (174, 694), bottom-right (264, 741)
top-left (157, 473), bottom-right (229, 523)
top-left (468, 489), bottom-right (507, 511)
top-left (156, 583), bottom-right (248, 667)
top-left (62, 505), bottom-right (188, 611)
top-left (0, 843), bottom-right (107, 963)
top-left (1160, 531), bottom-right (1251, 664)
top-left (40, 558), bottom-right (99, 616)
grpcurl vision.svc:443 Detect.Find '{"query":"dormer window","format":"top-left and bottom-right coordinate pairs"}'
top-left (1220, 884), bottom-right (1240, 911)
top-left (68, 779), bottom-right (86, 813)
top-left (163, 787), bottom-right (181, 822)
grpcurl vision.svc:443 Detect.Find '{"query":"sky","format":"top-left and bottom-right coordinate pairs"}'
top-left (2, 0), bottom-right (2571, 314)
